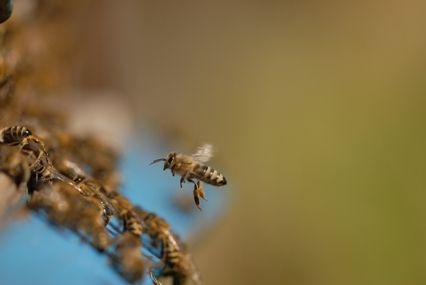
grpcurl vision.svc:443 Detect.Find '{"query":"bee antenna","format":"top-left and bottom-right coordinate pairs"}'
top-left (149, 158), bottom-right (166, 165)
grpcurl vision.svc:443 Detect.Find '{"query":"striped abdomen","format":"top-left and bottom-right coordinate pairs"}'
top-left (163, 237), bottom-right (185, 269)
top-left (193, 164), bottom-right (227, 186)
top-left (162, 234), bottom-right (199, 285)
top-left (0, 126), bottom-right (32, 145)
top-left (134, 207), bottom-right (195, 284)
top-left (123, 210), bottom-right (143, 237)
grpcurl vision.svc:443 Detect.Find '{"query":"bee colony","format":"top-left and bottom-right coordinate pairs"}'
top-left (0, 1), bottom-right (205, 284)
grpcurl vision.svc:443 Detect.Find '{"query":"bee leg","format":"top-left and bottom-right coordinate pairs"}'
top-left (198, 181), bottom-right (207, 201)
top-left (192, 180), bottom-right (207, 201)
top-left (179, 175), bottom-right (187, 189)
top-left (171, 165), bottom-right (176, 176)
top-left (190, 180), bottom-right (203, 210)
top-left (149, 270), bottom-right (162, 285)
top-left (193, 189), bottom-right (201, 210)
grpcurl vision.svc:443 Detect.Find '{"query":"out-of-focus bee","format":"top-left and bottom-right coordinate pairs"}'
top-left (58, 158), bottom-right (142, 238)
top-left (56, 159), bottom-right (117, 223)
top-left (150, 144), bottom-right (227, 209)
top-left (0, 0), bottom-right (12, 24)
top-left (28, 182), bottom-right (111, 250)
top-left (54, 132), bottom-right (121, 192)
top-left (0, 125), bottom-right (84, 193)
top-left (109, 191), bottom-right (144, 237)
top-left (111, 232), bottom-right (163, 285)
top-left (111, 232), bottom-right (146, 283)
top-left (135, 207), bottom-right (201, 285)
top-left (0, 75), bottom-right (14, 104)
top-left (57, 159), bottom-right (144, 238)
top-left (0, 125), bottom-right (32, 146)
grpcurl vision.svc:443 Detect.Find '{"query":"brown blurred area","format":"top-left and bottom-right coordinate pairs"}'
top-left (74, 1), bottom-right (426, 284)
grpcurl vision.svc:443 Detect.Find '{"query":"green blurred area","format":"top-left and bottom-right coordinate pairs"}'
top-left (78, 1), bottom-right (426, 284)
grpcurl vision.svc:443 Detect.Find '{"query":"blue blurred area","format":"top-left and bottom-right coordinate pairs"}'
top-left (0, 216), bottom-right (123, 285)
top-left (0, 133), bottom-right (228, 285)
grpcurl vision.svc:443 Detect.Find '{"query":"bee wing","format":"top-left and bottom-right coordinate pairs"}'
top-left (192, 144), bottom-right (214, 163)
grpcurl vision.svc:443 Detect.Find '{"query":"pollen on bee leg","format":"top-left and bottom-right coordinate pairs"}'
top-left (193, 190), bottom-right (201, 210)
top-left (196, 182), bottom-right (207, 201)
top-left (193, 182), bottom-right (207, 210)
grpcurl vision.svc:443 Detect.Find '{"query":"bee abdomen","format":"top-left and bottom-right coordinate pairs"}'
top-left (164, 243), bottom-right (182, 266)
top-left (0, 126), bottom-right (32, 145)
top-left (123, 211), bottom-right (143, 237)
top-left (194, 165), bottom-right (227, 186)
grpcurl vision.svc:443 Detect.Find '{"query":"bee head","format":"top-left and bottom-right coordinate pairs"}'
top-left (163, 152), bottom-right (177, 170)
top-left (149, 152), bottom-right (177, 171)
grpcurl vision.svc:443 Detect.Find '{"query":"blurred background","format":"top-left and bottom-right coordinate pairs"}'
top-left (11, 1), bottom-right (426, 284)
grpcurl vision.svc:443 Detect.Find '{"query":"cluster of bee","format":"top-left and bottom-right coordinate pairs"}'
top-left (0, 122), bottom-right (205, 284)
top-left (0, 1), bottom-right (229, 284)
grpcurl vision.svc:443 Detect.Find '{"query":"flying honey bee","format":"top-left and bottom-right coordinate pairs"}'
top-left (150, 144), bottom-right (227, 209)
